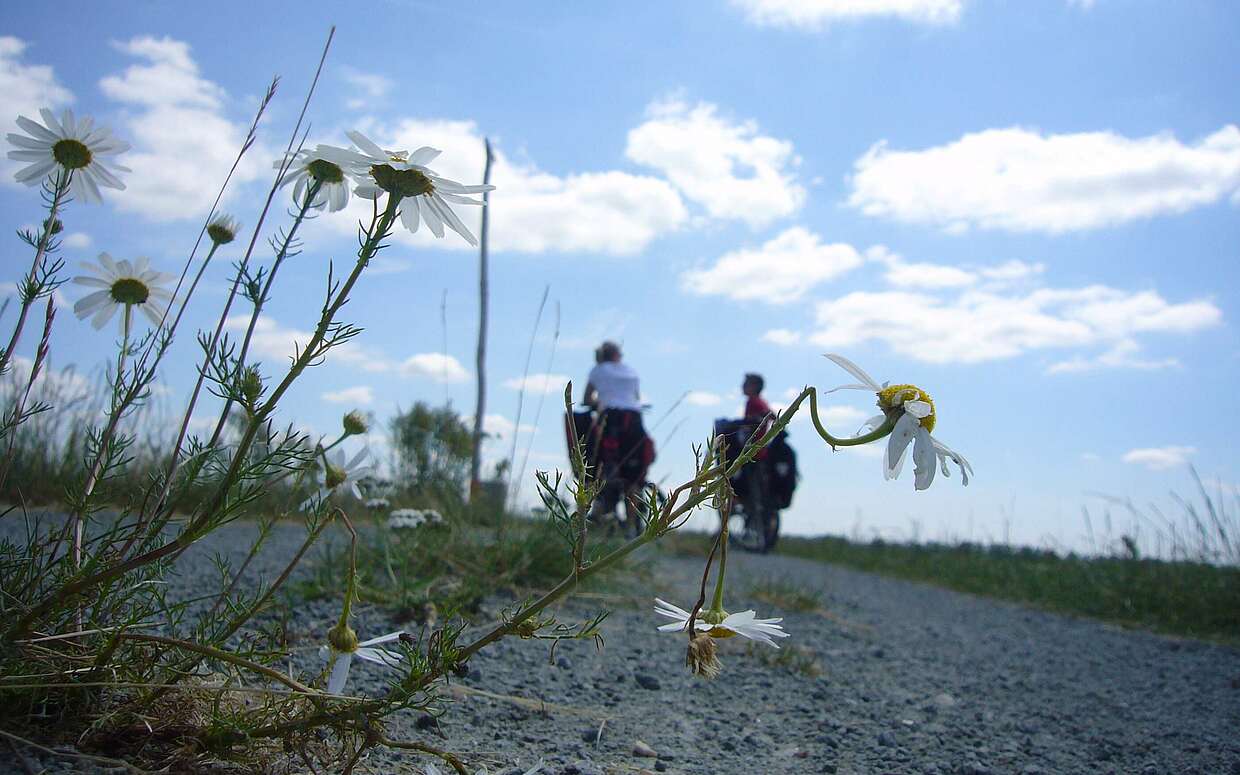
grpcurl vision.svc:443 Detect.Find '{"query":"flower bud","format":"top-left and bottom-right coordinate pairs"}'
top-left (239, 365), bottom-right (264, 408)
top-left (342, 410), bottom-right (369, 436)
top-left (327, 622), bottom-right (359, 653)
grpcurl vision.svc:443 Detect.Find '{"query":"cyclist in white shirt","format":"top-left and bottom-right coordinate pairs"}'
top-left (580, 341), bottom-right (652, 534)
top-left (584, 341), bottom-right (641, 411)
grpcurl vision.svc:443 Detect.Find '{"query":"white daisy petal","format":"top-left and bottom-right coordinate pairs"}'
top-left (885, 412), bottom-right (918, 480)
top-left (346, 130), bottom-right (388, 159)
top-left (912, 425), bottom-right (936, 491)
top-left (903, 400), bottom-right (932, 419)
top-left (73, 290), bottom-right (111, 318)
top-left (15, 115), bottom-right (60, 143)
top-left (327, 651), bottom-right (353, 694)
top-left (355, 647), bottom-right (403, 668)
top-left (14, 158), bottom-right (57, 183)
top-left (823, 354), bottom-right (881, 391)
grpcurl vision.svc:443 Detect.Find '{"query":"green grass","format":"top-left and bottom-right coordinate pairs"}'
top-left (779, 534), bottom-right (1240, 642)
top-left (747, 574), bottom-right (825, 613)
top-left (297, 513), bottom-right (641, 622)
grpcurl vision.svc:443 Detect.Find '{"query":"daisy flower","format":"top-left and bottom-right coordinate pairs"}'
top-left (7, 108), bottom-right (130, 203)
top-left (324, 130), bottom-right (494, 246)
top-left (303, 448), bottom-right (373, 511)
top-left (206, 212), bottom-right (241, 245)
top-left (654, 598), bottom-right (789, 648)
top-left (72, 253), bottom-right (174, 331)
top-left (276, 146), bottom-right (356, 212)
top-left (320, 625), bottom-right (404, 695)
top-left (387, 508), bottom-right (426, 529)
top-left (824, 353), bottom-right (973, 490)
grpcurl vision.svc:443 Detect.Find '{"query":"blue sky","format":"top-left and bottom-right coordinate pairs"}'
top-left (3, 0), bottom-right (1237, 551)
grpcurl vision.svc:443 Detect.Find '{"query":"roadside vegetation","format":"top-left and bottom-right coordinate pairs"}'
top-left (780, 478), bottom-right (1239, 642)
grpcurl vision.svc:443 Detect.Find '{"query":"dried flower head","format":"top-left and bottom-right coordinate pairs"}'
top-left (686, 633), bottom-right (722, 679)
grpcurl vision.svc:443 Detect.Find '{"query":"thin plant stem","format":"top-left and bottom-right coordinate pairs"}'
top-left (5, 195), bottom-right (402, 641)
top-left (205, 179), bottom-right (324, 450)
top-left (468, 138), bottom-right (494, 495)
top-left (0, 170), bottom-right (70, 379)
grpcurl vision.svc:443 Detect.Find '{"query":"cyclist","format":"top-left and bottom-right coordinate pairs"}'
top-left (582, 342), bottom-right (651, 531)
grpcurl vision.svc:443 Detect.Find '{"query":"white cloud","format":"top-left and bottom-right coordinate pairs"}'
top-left (1122, 446), bottom-right (1195, 471)
top-left (979, 260), bottom-right (1044, 283)
top-left (476, 413), bottom-right (535, 441)
top-left (232, 316), bottom-right (389, 374)
top-left (869, 247), bottom-right (1046, 291)
top-left (2, 357), bottom-right (92, 403)
top-left (681, 227), bottom-right (862, 304)
top-left (808, 284), bottom-right (1220, 365)
top-left (62, 232), bottom-right (91, 249)
top-left (868, 246), bottom-right (976, 289)
top-left (626, 99), bottom-right (804, 227)
top-left (762, 329), bottom-right (802, 346)
top-left (848, 125), bottom-right (1240, 233)
top-left (685, 390), bottom-right (724, 407)
top-left (504, 373), bottom-right (571, 395)
top-left (813, 404), bottom-right (869, 427)
top-left (100, 36), bottom-right (267, 220)
top-left (0, 36), bottom-right (74, 185)
top-left (1046, 339), bottom-right (1179, 374)
top-left (321, 385), bottom-right (374, 404)
top-left (732, 0), bottom-right (963, 29)
top-left (310, 118), bottom-right (687, 255)
top-left (340, 66), bottom-right (393, 110)
top-left (399, 353), bottom-right (468, 383)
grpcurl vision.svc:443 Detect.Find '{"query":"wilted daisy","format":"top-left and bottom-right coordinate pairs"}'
top-left (7, 108), bottom-right (130, 203)
top-left (654, 598), bottom-right (788, 648)
top-left (72, 253), bottom-right (174, 331)
top-left (824, 353), bottom-right (973, 490)
top-left (324, 130), bottom-right (494, 246)
top-left (277, 146), bottom-right (356, 211)
top-left (320, 624), bottom-right (404, 694)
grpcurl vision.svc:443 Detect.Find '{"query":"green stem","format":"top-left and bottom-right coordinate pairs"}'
top-left (206, 180), bottom-right (324, 450)
top-left (807, 387), bottom-right (897, 448)
top-left (6, 194), bottom-right (403, 643)
top-left (710, 507), bottom-right (729, 612)
top-left (118, 633), bottom-right (316, 694)
top-left (0, 169), bottom-right (70, 379)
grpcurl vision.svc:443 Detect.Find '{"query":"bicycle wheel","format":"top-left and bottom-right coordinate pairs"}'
top-left (762, 509), bottom-right (780, 553)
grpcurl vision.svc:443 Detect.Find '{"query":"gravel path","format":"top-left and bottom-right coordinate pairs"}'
top-left (3, 519), bottom-right (1239, 774)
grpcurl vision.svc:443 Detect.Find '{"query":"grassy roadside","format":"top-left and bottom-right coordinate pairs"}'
top-left (778, 534), bottom-right (1240, 643)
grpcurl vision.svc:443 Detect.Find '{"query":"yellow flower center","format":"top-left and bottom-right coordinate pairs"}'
top-left (307, 158), bottom-right (344, 184)
top-left (52, 139), bottom-right (92, 170)
top-left (109, 278), bottom-right (150, 306)
top-left (878, 383), bottom-right (936, 433)
top-left (207, 222), bottom-right (236, 245)
top-left (370, 164), bottom-right (434, 197)
top-left (700, 607), bottom-right (737, 638)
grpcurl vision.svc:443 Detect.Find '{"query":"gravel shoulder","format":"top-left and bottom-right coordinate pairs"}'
top-left (4, 518), bottom-right (1239, 775)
